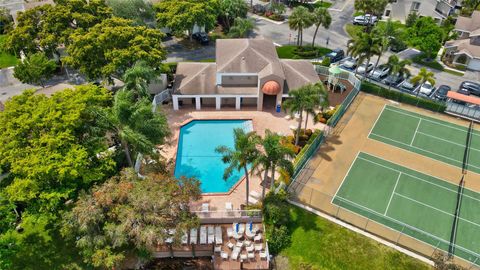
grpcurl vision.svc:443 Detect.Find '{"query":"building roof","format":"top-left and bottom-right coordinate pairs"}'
top-left (280, 60), bottom-right (320, 93)
top-left (455, 11), bottom-right (480, 33)
top-left (447, 91), bottom-right (480, 105)
top-left (445, 39), bottom-right (480, 58)
top-left (173, 62), bottom-right (217, 95)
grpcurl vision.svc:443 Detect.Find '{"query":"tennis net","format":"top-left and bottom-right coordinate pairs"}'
top-left (462, 121), bottom-right (474, 175)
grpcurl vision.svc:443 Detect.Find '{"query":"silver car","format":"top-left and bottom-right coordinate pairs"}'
top-left (357, 63), bottom-right (374, 74)
top-left (369, 65), bottom-right (390, 80)
top-left (341, 57), bottom-right (357, 70)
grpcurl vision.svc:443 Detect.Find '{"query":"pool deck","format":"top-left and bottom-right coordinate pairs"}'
top-left (160, 106), bottom-right (326, 213)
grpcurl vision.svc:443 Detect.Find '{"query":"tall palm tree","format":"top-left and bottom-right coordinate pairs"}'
top-left (347, 32), bottom-right (381, 78)
top-left (283, 86), bottom-right (310, 146)
top-left (385, 55), bottom-right (411, 90)
top-left (268, 138), bottom-right (294, 192)
top-left (411, 67), bottom-right (435, 97)
top-left (103, 91), bottom-right (170, 167)
top-left (228, 17), bottom-right (257, 38)
top-left (372, 19), bottom-right (401, 72)
top-left (288, 6), bottom-right (314, 46)
top-left (123, 60), bottom-right (159, 101)
top-left (303, 83), bottom-right (329, 131)
top-left (311, 7), bottom-right (331, 48)
top-left (216, 128), bottom-right (260, 205)
top-left (354, 0), bottom-right (388, 32)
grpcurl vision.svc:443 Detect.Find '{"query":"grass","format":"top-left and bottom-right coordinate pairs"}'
top-left (291, 1), bottom-right (332, 10)
top-left (280, 205), bottom-right (431, 270)
top-left (412, 53), bottom-right (444, 71)
top-left (276, 45), bottom-right (331, 59)
top-left (0, 35), bottom-right (19, 68)
top-left (444, 68), bottom-right (464, 77)
top-left (345, 23), bottom-right (364, 38)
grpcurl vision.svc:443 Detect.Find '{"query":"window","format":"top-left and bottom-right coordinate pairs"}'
top-left (385, 9), bottom-right (391, 16)
top-left (410, 1), bottom-right (420, 11)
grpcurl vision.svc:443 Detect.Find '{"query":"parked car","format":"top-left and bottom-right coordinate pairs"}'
top-left (433, 85), bottom-right (451, 101)
top-left (356, 62), bottom-right (374, 74)
top-left (369, 65), bottom-right (390, 80)
top-left (352, 14), bottom-right (378, 26)
top-left (399, 80), bottom-right (420, 93)
top-left (419, 82), bottom-right (436, 96)
top-left (383, 74), bottom-right (405, 87)
top-left (192, 32), bottom-right (209, 45)
top-left (341, 57), bottom-right (357, 70)
top-left (323, 49), bottom-right (345, 63)
top-left (459, 81), bottom-right (480, 96)
top-left (252, 4), bottom-right (266, 14)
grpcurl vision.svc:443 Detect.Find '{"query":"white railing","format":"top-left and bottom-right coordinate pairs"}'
top-left (152, 89), bottom-right (171, 112)
top-left (193, 209), bottom-right (262, 220)
top-left (316, 65), bottom-right (362, 91)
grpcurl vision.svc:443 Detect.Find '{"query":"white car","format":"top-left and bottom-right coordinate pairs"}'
top-left (352, 14), bottom-right (378, 26)
top-left (369, 65), bottom-right (390, 80)
top-left (419, 82), bottom-right (435, 96)
top-left (341, 57), bottom-right (357, 70)
top-left (356, 63), bottom-right (374, 74)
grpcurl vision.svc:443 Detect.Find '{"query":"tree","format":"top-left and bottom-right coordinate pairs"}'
top-left (303, 83), bottom-right (328, 131)
top-left (405, 11), bottom-right (418, 27)
top-left (228, 17), bottom-right (256, 38)
top-left (123, 60), bottom-right (160, 100)
top-left (216, 128), bottom-right (260, 206)
top-left (155, 0), bottom-right (219, 40)
top-left (65, 17), bottom-right (166, 81)
top-left (106, 0), bottom-right (155, 25)
top-left (347, 31), bottom-right (381, 77)
top-left (283, 85), bottom-right (311, 146)
top-left (218, 0), bottom-right (248, 30)
top-left (288, 6), bottom-right (314, 46)
top-left (13, 52), bottom-right (57, 87)
top-left (372, 19), bottom-right (401, 72)
top-left (0, 7), bottom-right (13, 34)
top-left (385, 55), bottom-right (411, 90)
top-left (411, 67), bottom-right (435, 97)
top-left (101, 90), bottom-right (170, 168)
top-left (354, 0), bottom-right (388, 31)
top-left (311, 7), bottom-right (331, 48)
top-left (0, 86), bottom-right (115, 268)
top-left (462, 0), bottom-right (480, 15)
top-left (62, 169), bottom-right (201, 269)
top-left (407, 16), bottom-right (444, 60)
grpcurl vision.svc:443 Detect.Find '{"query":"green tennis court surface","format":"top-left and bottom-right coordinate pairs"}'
top-left (332, 152), bottom-right (480, 265)
top-left (369, 105), bottom-right (480, 174)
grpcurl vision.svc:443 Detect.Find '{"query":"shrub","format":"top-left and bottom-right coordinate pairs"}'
top-left (266, 225), bottom-right (291, 255)
top-left (361, 81), bottom-right (446, 112)
top-left (263, 189), bottom-right (290, 226)
top-left (321, 57), bottom-right (331, 67)
top-left (412, 53), bottom-right (444, 71)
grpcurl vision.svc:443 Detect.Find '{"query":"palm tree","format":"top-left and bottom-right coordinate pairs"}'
top-left (228, 17), bottom-right (257, 38)
top-left (411, 67), bottom-right (435, 97)
top-left (216, 128), bottom-right (260, 205)
top-left (123, 60), bottom-right (159, 101)
top-left (283, 86), bottom-right (311, 146)
top-left (354, 0), bottom-right (388, 32)
top-left (253, 130), bottom-right (295, 199)
top-left (385, 55), bottom-right (411, 90)
top-left (103, 91), bottom-right (170, 167)
top-left (372, 19), bottom-right (401, 72)
top-left (288, 6), bottom-right (314, 46)
top-left (303, 83), bottom-right (329, 131)
top-left (311, 7), bottom-right (331, 48)
top-left (347, 32), bottom-right (381, 78)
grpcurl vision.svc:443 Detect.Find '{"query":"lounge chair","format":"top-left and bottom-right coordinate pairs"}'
top-left (214, 245), bottom-right (222, 253)
top-left (260, 251), bottom-right (267, 260)
top-left (208, 226), bottom-right (215, 244)
top-left (215, 226), bottom-right (223, 244)
top-left (254, 233), bottom-right (262, 242)
top-left (227, 227), bottom-right (233, 238)
top-left (231, 247), bottom-right (240, 260)
top-left (247, 252), bottom-right (255, 260)
top-left (201, 203), bottom-right (209, 212)
top-left (225, 202), bottom-right (233, 211)
top-left (245, 226), bottom-right (255, 239)
top-left (236, 240), bottom-right (243, 248)
top-left (227, 241), bottom-right (234, 249)
top-left (246, 244), bottom-right (254, 252)
top-left (240, 253), bottom-right (248, 261)
top-left (200, 226), bottom-right (207, 244)
top-left (221, 251), bottom-right (229, 260)
top-left (190, 228), bottom-right (198, 245)
top-left (244, 240), bottom-right (251, 246)
top-left (250, 191), bottom-right (261, 199)
top-left (255, 243), bottom-right (263, 251)
top-left (238, 223), bottom-right (245, 234)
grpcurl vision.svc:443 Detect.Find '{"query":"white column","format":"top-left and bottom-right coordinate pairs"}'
top-left (173, 96), bottom-right (179, 111)
top-left (215, 97), bottom-right (221, 110)
top-left (235, 97), bottom-right (241, 110)
top-left (195, 97), bottom-right (201, 110)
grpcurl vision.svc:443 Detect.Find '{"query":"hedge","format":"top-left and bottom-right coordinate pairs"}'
top-left (361, 81), bottom-right (447, 112)
top-left (294, 129), bottom-right (323, 167)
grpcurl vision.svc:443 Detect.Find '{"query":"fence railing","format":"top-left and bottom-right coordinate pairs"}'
top-left (446, 102), bottom-right (480, 122)
top-left (152, 89), bottom-right (171, 112)
top-left (288, 182), bottom-right (480, 269)
top-left (192, 209), bottom-right (262, 221)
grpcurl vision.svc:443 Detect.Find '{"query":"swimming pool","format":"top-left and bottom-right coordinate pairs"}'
top-left (174, 120), bottom-right (253, 193)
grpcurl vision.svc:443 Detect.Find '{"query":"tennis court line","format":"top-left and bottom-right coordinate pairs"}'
top-left (370, 132), bottom-right (480, 170)
top-left (410, 119), bottom-right (422, 146)
top-left (357, 155), bottom-right (480, 204)
top-left (416, 131), bottom-right (480, 153)
top-left (385, 172), bottom-right (402, 215)
top-left (394, 192), bottom-right (480, 229)
top-left (330, 151), bottom-right (361, 205)
top-left (384, 106), bottom-right (480, 138)
top-left (367, 104), bottom-right (387, 139)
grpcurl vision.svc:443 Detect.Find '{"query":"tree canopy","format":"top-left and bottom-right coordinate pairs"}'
top-left (62, 169), bottom-right (201, 269)
top-left (64, 17), bottom-right (166, 81)
top-left (13, 52), bottom-right (57, 87)
top-left (106, 0), bottom-right (155, 25)
top-left (406, 16), bottom-right (444, 59)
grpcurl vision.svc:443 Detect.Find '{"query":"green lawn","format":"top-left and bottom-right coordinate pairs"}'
top-left (291, 1), bottom-right (332, 10)
top-left (412, 53), bottom-right (444, 71)
top-left (345, 23), bottom-right (363, 38)
top-left (0, 35), bottom-right (19, 68)
top-left (280, 205), bottom-right (431, 270)
top-left (276, 45), bottom-right (331, 59)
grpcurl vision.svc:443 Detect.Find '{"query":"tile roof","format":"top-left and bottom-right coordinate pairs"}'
top-left (455, 11), bottom-right (480, 33)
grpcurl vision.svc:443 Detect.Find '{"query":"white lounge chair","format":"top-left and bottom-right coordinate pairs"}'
top-left (200, 226), bottom-right (207, 244)
top-left (236, 240), bottom-right (243, 248)
top-left (240, 253), bottom-right (248, 261)
top-left (227, 241), bottom-right (234, 249)
top-left (214, 245), bottom-right (222, 253)
top-left (245, 226), bottom-right (255, 239)
top-left (227, 227), bottom-right (233, 238)
top-left (201, 203), bottom-right (209, 212)
top-left (260, 251), bottom-right (267, 260)
top-left (254, 233), bottom-right (262, 242)
top-left (225, 202), bottom-right (233, 211)
top-left (238, 223), bottom-right (245, 234)
top-left (231, 247), bottom-right (240, 260)
top-left (221, 251), bottom-right (229, 260)
top-left (190, 228), bottom-right (198, 245)
top-left (247, 252), bottom-right (255, 260)
top-left (246, 244), bottom-right (254, 252)
top-left (215, 226), bottom-right (223, 244)
top-left (255, 243), bottom-right (263, 251)
top-left (208, 226), bottom-right (215, 244)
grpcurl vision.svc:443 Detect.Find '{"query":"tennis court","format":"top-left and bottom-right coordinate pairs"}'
top-left (332, 152), bottom-right (480, 265)
top-left (369, 105), bottom-right (480, 174)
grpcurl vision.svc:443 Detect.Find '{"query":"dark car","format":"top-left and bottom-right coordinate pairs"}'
top-left (192, 32), bottom-right (209, 45)
top-left (433, 85), bottom-right (451, 101)
top-left (324, 49), bottom-right (345, 63)
top-left (383, 74), bottom-right (405, 87)
top-left (459, 81), bottom-right (480, 96)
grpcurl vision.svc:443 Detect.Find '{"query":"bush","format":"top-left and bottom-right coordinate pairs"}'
top-left (276, 45), bottom-right (331, 59)
top-left (268, 13), bottom-right (285, 21)
top-left (321, 57), bottom-right (331, 67)
top-left (412, 53), bottom-right (444, 71)
top-left (263, 189), bottom-right (290, 226)
top-left (266, 225), bottom-right (291, 255)
top-left (361, 81), bottom-right (446, 112)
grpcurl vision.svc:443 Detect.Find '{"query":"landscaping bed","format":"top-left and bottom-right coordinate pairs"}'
top-left (412, 53), bottom-right (444, 71)
top-left (276, 45), bottom-right (331, 59)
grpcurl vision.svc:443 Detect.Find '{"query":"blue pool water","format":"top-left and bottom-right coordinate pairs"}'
top-left (174, 120), bottom-right (253, 193)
